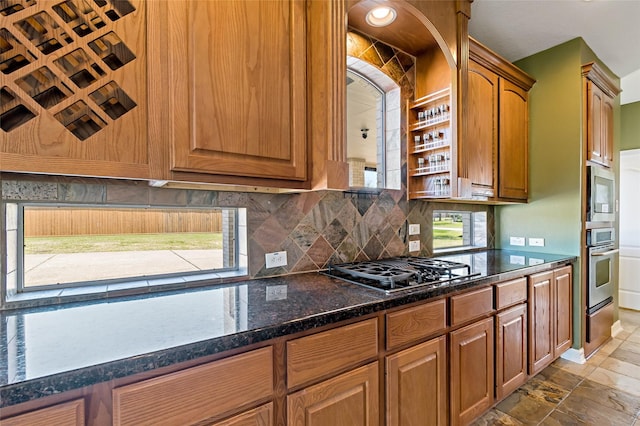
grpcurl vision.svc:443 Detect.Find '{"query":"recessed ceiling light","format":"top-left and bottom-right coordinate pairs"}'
top-left (365, 6), bottom-right (397, 27)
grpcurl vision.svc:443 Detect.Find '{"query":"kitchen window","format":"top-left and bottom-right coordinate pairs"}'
top-left (433, 210), bottom-right (487, 251)
top-left (7, 203), bottom-right (246, 296)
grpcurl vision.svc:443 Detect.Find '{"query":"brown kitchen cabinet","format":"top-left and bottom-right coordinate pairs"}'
top-left (495, 303), bottom-right (528, 400)
top-left (466, 59), bottom-right (499, 198)
top-left (160, 0), bottom-right (308, 187)
top-left (386, 336), bottom-right (447, 426)
top-left (1, 399), bottom-right (84, 426)
top-left (211, 403), bottom-right (273, 426)
top-left (0, 0), bottom-right (151, 179)
top-left (112, 346), bottom-right (274, 425)
top-left (287, 362), bottom-right (379, 426)
top-left (582, 62), bottom-right (620, 168)
top-left (286, 318), bottom-right (379, 425)
top-left (450, 316), bottom-right (494, 426)
top-left (385, 300), bottom-right (448, 426)
top-left (494, 278), bottom-right (528, 401)
top-left (465, 38), bottom-right (535, 201)
top-left (528, 265), bottom-right (573, 375)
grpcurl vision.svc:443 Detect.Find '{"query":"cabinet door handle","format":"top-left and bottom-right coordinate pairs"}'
top-left (592, 249), bottom-right (619, 256)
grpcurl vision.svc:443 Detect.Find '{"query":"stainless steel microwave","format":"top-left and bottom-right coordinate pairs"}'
top-left (587, 165), bottom-right (616, 223)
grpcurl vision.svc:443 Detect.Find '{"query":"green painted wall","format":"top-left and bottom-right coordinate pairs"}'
top-left (622, 101), bottom-right (640, 151)
top-left (495, 38), bottom-right (622, 348)
top-left (496, 39), bottom-right (583, 256)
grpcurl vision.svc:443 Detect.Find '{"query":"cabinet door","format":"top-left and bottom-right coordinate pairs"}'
top-left (450, 317), bottom-right (494, 426)
top-left (602, 95), bottom-right (614, 166)
top-left (528, 270), bottom-right (554, 375)
top-left (554, 266), bottom-right (573, 356)
top-left (0, 0), bottom-right (150, 179)
top-left (466, 60), bottom-right (498, 198)
top-left (212, 403), bottom-right (273, 426)
top-left (586, 81), bottom-right (606, 166)
top-left (167, 0), bottom-right (307, 182)
top-left (498, 79), bottom-right (529, 200)
top-left (586, 80), bottom-right (606, 164)
top-left (496, 304), bottom-right (527, 401)
top-left (386, 336), bottom-right (447, 426)
top-left (287, 362), bottom-right (379, 426)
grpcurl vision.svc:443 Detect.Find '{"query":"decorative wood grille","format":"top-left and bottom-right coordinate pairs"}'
top-left (0, 0), bottom-right (138, 140)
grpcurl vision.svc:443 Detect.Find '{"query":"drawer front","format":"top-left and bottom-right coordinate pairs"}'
top-left (495, 278), bottom-right (527, 310)
top-left (287, 318), bottom-right (378, 389)
top-left (450, 286), bottom-right (494, 326)
top-left (386, 299), bottom-right (447, 350)
top-left (2, 399), bottom-right (84, 426)
top-left (113, 347), bottom-right (273, 426)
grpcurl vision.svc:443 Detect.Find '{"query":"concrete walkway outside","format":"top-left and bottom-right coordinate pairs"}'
top-left (24, 250), bottom-right (223, 287)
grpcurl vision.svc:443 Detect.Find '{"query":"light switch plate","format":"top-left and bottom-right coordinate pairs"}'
top-left (409, 224), bottom-right (420, 235)
top-left (529, 237), bottom-right (545, 247)
top-left (510, 236), bottom-right (525, 246)
top-left (409, 240), bottom-right (420, 252)
top-left (265, 251), bottom-right (287, 268)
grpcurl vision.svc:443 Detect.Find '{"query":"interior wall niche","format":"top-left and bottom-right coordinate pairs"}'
top-left (346, 29), bottom-right (415, 191)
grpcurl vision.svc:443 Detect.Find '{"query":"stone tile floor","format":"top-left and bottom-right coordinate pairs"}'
top-left (474, 308), bottom-right (640, 425)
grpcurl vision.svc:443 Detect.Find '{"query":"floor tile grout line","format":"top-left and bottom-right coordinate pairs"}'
top-left (534, 374), bottom-right (587, 425)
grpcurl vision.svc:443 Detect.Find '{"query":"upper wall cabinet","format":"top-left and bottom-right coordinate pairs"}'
top-left (463, 38), bottom-right (535, 202)
top-left (582, 62), bottom-right (620, 168)
top-left (159, 0), bottom-right (311, 189)
top-left (0, 0), bottom-right (150, 179)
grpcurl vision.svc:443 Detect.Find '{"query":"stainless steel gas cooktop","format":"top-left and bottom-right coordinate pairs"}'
top-left (323, 257), bottom-right (480, 293)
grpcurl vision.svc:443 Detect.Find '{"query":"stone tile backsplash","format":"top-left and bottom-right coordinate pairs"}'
top-left (1, 175), bottom-right (494, 279)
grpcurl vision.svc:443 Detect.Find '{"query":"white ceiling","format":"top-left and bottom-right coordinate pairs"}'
top-left (468, 0), bottom-right (640, 105)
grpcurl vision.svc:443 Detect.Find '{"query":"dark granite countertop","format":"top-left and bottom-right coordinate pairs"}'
top-left (0, 249), bottom-right (575, 408)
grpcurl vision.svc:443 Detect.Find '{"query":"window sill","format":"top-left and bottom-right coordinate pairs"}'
top-left (3, 268), bottom-right (249, 310)
top-left (433, 246), bottom-right (488, 255)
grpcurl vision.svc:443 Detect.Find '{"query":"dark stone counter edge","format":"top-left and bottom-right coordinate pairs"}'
top-left (0, 257), bottom-right (575, 408)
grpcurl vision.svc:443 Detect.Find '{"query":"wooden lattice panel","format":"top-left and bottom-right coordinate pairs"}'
top-left (0, 0), bottom-right (148, 175)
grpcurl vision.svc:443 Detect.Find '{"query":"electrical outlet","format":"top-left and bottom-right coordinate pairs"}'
top-left (510, 236), bottom-right (525, 246)
top-left (409, 240), bottom-right (420, 252)
top-left (529, 237), bottom-right (545, 247)
top-left (408, 224), bottom-right (420, 235)
top-left (265, 251), bottom-right (287, 268)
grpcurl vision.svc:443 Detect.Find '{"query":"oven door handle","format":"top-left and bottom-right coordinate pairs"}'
top-left (591, 248), bottom-right (619, 256)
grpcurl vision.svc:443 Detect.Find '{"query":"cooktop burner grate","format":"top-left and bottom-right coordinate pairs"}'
top-left (325, 257), bottom-right (480, 293)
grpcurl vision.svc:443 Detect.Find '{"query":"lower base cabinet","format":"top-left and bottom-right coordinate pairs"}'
top-left (529, 266), bottom-right (573, 375)
top-left (112, 347), bottom-right (273, 426)
top-left (287, 362), bottom-right (379, 426)
top-left (495, 303), bottom-right (528, 400)
top-left (2, 399), bottom-right (84, 426)
top-left (386, 336), bottom-right (447, 426)
top-left (450, 317), bottom-right (494, 426)
top-left (212, 403), bottom-right (273, 426)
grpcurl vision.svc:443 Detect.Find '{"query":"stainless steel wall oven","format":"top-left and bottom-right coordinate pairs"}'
top-left (586, 227), bottom-right (618, 314)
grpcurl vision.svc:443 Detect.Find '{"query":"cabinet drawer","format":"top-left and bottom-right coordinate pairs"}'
top-left (287, 318), bottom-right (378, 389)
top-left (113, 347), bottom-right (273, 426)
top-left (495, 278), bottom-right (527, 310)
top-left (386, 299), bottom-right (446, 350)
top-left (2, 399), bottom-right (84, 426)
top-left (450, 286), bottom-right (494, 326)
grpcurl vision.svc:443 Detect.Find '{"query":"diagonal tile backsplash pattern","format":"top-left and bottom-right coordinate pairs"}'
top-left (1, 32), bottom-right (493, 283)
